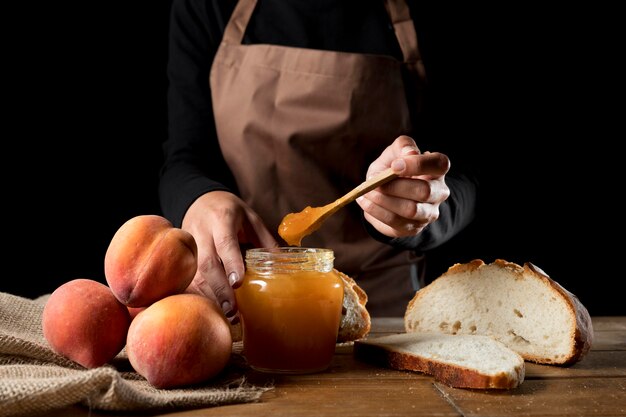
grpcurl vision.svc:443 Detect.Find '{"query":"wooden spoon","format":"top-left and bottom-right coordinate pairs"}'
top-left (278, 168), bottom-right (397, 246)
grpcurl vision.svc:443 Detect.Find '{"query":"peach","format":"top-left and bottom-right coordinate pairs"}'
top-left (126, 293), bottom-right (232, 389)
top-left (42, 278), bottom-right (131, 368)
top-left (127, 306), bottom-right (146, 320)
top-left (104, 214), bottom-right (198, 307)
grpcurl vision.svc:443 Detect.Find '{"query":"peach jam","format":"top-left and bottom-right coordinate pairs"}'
top-left (235, 247), bottom-right (343, 374)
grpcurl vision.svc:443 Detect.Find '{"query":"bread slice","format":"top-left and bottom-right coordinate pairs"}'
top-left (354, 332), bottom-right (525, 389)
top-left (336, 269), bottom-right (371, 343)
top-left (230, 269), bottom-right (371, 343)
top-left (404, 259), bottom-right (593, 365)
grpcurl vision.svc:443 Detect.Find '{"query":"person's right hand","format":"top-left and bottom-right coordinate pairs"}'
top-left (181, 191), bottom-right (278, 322)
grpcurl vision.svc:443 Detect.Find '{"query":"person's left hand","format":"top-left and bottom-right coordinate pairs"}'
top-left (356, 135), bottom-right (450, 238)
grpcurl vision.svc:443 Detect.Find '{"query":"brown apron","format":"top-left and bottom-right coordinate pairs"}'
top-left (210, 0), bottom-right (426, 316)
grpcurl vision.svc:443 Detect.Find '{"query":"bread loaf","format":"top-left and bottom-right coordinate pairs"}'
top-left (336, 269), bottom-right (371, 343)
top-left (354, 332), bottom-right (525, 389)
top-left (404, 259), bottom-right (593, 365)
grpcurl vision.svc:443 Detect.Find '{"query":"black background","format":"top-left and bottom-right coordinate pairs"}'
top-left (4, 2), bottom-right (620, 315)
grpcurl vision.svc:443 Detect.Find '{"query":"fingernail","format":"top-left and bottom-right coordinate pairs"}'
top-left (391, 159), bottom-right (406, 172)
top-left (221, 300), bottom-right (234, 317)
top-left (401, 146), bottom-right (419, 155)
top-left (228, 272), bottom-right (239, 287)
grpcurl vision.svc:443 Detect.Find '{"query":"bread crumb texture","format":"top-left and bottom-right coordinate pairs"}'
top-left (355, 332), bottom-right (525, 389)
top-left (404, 259), bottom-right (593, 365)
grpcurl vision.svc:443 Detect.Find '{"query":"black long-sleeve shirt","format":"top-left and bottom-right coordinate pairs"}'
top-left (159, 0), bottom-right (478, 252)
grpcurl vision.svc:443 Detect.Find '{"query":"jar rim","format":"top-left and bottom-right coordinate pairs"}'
top-left (245, 247), bottom-right (335, 273)
top-left (246, 247), bottom-right (333, 256)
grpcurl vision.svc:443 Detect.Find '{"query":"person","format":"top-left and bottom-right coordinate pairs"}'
top-left (159, 0), bottom-right (478, 318)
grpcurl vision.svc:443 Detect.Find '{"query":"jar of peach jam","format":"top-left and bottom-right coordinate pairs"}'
top-left (235, 247), bottom-right (343, 374)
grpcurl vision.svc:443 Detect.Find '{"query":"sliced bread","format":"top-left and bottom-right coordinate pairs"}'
top-left (404, 259), bottom-right (593, 365)
top-left (354, 332), bottom-right (525, 389)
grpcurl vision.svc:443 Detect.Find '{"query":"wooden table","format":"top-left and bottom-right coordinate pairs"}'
top-left (43, 317), bottom-right (626, 417)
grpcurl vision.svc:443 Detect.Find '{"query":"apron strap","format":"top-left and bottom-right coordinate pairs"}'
top-left (222, 0), bottom-right (258, 45)
top-left (222, 0), bottom-right (426, 79)
top-left (384, 0), bottom-right (427, 80)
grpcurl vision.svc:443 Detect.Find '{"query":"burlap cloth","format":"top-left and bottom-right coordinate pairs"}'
top-left (0, 292), bottom-right (272, 417)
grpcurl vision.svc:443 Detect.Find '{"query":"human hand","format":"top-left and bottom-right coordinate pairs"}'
top-left (356, 135), bottom-right (450, 238)
top-left (181, 191), bottom-right (278, 322)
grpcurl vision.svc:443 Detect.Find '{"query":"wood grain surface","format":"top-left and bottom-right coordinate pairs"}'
top-left (38, 317), bottom-right (626, 417)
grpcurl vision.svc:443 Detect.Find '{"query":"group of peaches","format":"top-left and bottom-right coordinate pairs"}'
top-left (41, 215), bottom-right (233, 389)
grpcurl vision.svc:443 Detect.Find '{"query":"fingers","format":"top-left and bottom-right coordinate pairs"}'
top-left (367, 136), bottom-right (449, 183)
top-left (369, 135), bottom-right (421, 174)
top-left (394, 152), bottom-right (450, 178)
top-left (375, 177), bottom-right (450, 205)
top-left (211, 207), bottom-right (278, 318)
top-left (189, 229), bottom-right (238, 318)
top-left (212, 240), bottom-right (242, 315)
top-left (181, 191), bottom-right (277, 323)
top-left (214, 212), bottom-right (246, 288)
top-left (359, 194), bottom-right (439, 237)
top-left (358, 140), bottom-right (451, 238)
top-left (363, 210), bottom-right (428, 238)
top-left (359, 176), bottom-right (449, 235)
top-left (232, 209), bottom-right (279, 289)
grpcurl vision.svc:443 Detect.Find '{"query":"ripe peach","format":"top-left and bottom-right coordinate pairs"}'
top-left (104, 214), bottom-right (198, 307)
top-left (127, 306), bottom-right (146, 320)
top-left (42, 278), bottom-right (131, 368)
top-left (126, 293), bottom-right (232, 389)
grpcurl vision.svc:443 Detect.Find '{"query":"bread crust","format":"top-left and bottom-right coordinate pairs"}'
top-left (354, 336), bottom-right (524, 389)
top-left (525, 262), bottom-right (593, 365)
top-left (336, 269), bottom-right (371, 343)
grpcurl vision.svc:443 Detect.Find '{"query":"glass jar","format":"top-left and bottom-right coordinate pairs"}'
top-left (235, 247), bottom-right (343, 374)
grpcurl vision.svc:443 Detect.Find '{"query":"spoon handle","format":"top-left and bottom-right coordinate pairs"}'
top-left (334, 167), bottom-right (397, 208)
